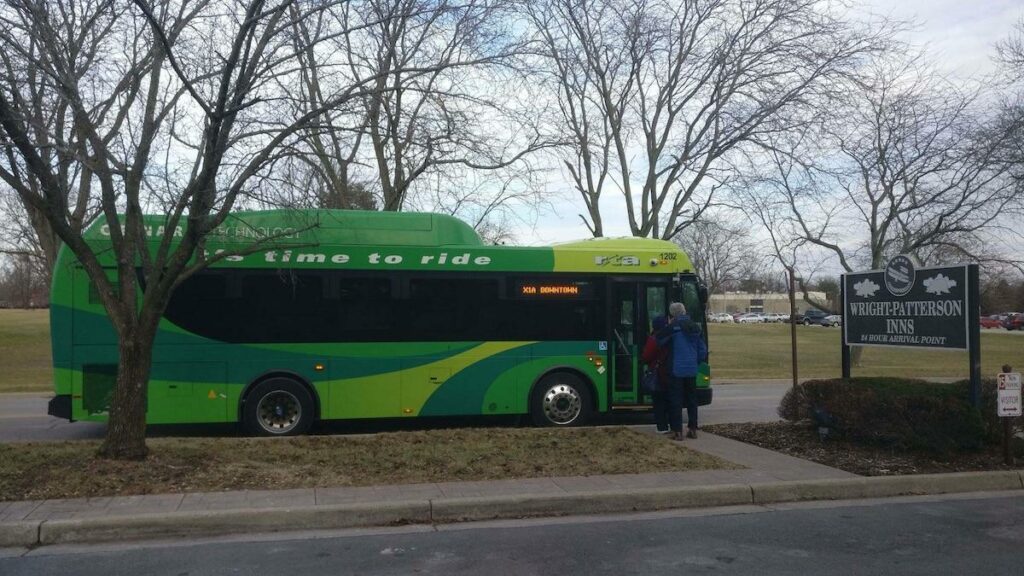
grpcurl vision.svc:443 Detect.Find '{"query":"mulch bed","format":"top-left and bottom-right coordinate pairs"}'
top-left (704, 421), bottom-right (1023, 476)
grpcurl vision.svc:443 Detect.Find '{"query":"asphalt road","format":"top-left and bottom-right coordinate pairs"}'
top-left (3, 492), bottom-right (1021, 575)
top-left (0, 381), bottom-right (789, 442)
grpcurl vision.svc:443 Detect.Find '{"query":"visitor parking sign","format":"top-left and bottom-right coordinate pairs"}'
top-left (997, 373), bottom-right (1022, 418)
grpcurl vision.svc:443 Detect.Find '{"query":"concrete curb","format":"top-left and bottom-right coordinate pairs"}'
top-left (3, 471), bottom-right (1022, 547)
top-left (431, 484), bottom-right (753, 523)
top-left (38, 500), bottom-right (431, 546)
top-left (0, 521), bottom-right (38, 548)
top-left (751, 471), bottom-right (1024, 505)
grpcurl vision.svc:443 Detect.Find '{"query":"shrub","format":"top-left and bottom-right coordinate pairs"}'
top-left (951, 378), bottom-right (1024, 447)
top-left (779, 378), bottom-right (985, 454)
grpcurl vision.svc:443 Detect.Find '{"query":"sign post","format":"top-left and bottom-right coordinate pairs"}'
top-left (967, 265), bottom-right (981, 407)
top-left (840, 278), bottom-right (851, 379)
top-left (997, 368), bottom-right (1021, 466)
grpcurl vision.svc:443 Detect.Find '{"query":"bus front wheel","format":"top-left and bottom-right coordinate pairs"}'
top-left (529, 372), bottom-right (593, 427)
top-left (243, 377), bottom-right (315, 436)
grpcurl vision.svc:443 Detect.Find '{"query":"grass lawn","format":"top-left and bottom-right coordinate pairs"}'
top-left (0, 427), bottom-right (736, 501)
top-left (709, 323), bottom-right (1024, 380)
top-left (1, 309), bottom-right (1022, 392)
top-left (0, 309), bottom-right (52, 393)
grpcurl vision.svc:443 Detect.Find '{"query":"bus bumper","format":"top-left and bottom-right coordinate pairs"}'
top-left (697, 387), bottom-right (713, 406)
top-left (48, 395), bottom-right (73, 421)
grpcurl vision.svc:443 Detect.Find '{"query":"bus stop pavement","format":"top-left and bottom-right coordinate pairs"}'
top-left (1, 431), bottom-right (1022, 549)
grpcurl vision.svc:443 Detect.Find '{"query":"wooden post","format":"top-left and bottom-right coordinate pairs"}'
top-left (840, 275), bottom-right (850, 379)
top-left (968, 264), bottom-right (981, 407)
top-left (789, 268), bottom-right (799, 392)
top-left (1002, 364), bottom-right (1015, 466)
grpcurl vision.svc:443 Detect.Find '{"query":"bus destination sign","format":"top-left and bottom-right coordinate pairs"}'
top-left (843, 258), bottom-right (969, 350)
top-left (516, 281), bottom-right (593, 299)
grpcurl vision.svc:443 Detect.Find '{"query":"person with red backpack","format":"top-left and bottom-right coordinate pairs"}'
top-left (641, 315), bottom-right (672, 433)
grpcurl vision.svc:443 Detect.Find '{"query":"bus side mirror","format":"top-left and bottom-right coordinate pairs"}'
top-left (698, 283), bottom-right (709, 304)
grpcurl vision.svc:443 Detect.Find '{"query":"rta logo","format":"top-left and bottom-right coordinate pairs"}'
top-left (595, 255), bottom-right (640, 266)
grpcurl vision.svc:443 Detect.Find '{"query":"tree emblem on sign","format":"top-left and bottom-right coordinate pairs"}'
top-left (923, 274), bottom-right (957, 295)
top-left (853, 279), bottom-right (880, 298)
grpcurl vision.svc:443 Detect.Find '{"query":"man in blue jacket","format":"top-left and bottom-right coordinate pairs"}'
top-left (658, 302), bottom-right (708, 440)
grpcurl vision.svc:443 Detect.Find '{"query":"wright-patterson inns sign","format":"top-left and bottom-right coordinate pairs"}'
top-left (842, 256), bottom-right (969, 350)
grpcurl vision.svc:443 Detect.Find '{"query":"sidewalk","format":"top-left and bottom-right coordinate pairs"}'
top-left (1, 430), bottom-right (1021, 548)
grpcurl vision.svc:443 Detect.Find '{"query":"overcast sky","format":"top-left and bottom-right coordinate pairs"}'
top-left (516, 0), bottom-right (1024, 246)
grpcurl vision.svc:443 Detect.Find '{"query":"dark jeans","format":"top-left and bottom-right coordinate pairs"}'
top-left (651, 389), bottom-right (670, 431)
top-left (668, 376), bottom-right (698, 432)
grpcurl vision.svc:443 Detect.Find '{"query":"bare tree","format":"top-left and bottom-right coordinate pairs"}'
top-left (0, 253), bottom-right (48, 307)
top-left (672, 214), bottom-right (758, 294)
top-left (0, 189), bottom-right (60, 285)
top-left (407, 165), bottom-right (544, 243)
top-left (0, 0), bottom-right (477, 459)
top-left (525, 0), bottom-right (889, 239)
top-left (0, 0), bottom-right (108, 281)
top-left (996, 19), bottom-right (1024, 81)
top-left (336, 0), bottom-right (551, 215)
top-left (277, 2), bottom-right (371, 210)
top-left (759, 56), bottom-right (1022, 281)
top-left (260, 0), bottom-right (550, 237)
top-left (995, 20), bottom-right (1023, 194)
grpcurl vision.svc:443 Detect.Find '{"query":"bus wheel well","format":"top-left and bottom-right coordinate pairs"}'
top-left (530, 368), bottom-right (598, 412)
top-left (240, 371), bottom-right (321, 422)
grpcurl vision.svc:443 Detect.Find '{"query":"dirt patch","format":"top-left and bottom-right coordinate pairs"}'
top-left (0, 426), bottom-right (738, 501)
top-left (705, 421), bottom-right (1022, 476)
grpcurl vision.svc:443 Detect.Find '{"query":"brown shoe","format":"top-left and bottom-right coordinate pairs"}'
top-left (686, 428), bottom-right (698, 439)
top-left (671, 431), bottom-right (685, 441)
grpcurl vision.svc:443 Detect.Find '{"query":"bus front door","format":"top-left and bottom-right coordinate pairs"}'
top-left (611, 281), bottom-right (670, 406)
top-left (610, 282), bottom-right (639, 404)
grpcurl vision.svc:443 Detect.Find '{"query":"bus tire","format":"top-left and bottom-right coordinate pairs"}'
top-left (529, 372), bottom-right (593, 427)
top-left (243, 377), bottom-right (315, 436)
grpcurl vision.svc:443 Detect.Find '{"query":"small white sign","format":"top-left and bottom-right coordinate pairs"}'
top-left (598, 341), bottom-right (608, 351)
top-left (997, 372), bottom-right (1022, 418)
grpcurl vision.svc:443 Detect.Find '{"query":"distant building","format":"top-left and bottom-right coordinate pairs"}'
top-left (709, 291), bottom-right (830, 314)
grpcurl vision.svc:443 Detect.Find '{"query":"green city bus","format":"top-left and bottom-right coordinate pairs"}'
top-left (47, 210), bottom-right (712, 435)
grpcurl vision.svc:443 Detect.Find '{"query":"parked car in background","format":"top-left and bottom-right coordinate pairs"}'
top-left (709, 313), bottom-right (735, 323)
top-left (980, 315), bottom-right (1004, 329)
top-left (1003, 313), bottom-right (1024, 331)
top-left (822, 314), bottom-right (842, 327)
top-left (764, 313), bottom-right (788, 323)
top-left (796, 309), bottom-right (831, 326)
top-left (736, 313), bottom-right (766, 324)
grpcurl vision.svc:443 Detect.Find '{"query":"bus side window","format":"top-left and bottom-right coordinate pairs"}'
top-left (338, 277), bottom-right (395, 336)
top-left (680, 282), bottom-right (706, 324)
top-left (406, 278), bottom-right (500, 341)
top-left (646, 285), bottom-right (666, 330)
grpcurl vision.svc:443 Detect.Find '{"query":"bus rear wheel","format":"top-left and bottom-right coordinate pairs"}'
top-left (243, 377), bottom-right (315, 436)
top-left (529, 372), bottom-right (592, 427)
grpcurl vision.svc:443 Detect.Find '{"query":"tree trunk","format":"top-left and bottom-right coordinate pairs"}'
top-left (851, 346), bottom-right (864, 369)
top-left (97, 328), bottom-right (155, 460)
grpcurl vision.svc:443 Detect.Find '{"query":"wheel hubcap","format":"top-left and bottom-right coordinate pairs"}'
top-left (257, 391), bottom-right (301, 434)
top-left (541, 383), bottom-right (582, 425)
